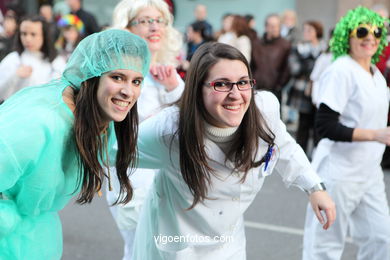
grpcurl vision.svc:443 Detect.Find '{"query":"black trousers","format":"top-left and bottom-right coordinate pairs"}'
top-left (296, 111), bottom-right (317, 154)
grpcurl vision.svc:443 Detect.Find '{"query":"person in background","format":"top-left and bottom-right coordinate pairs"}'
top-left (0, 12), bottom-right (17, 60)
top-left (303, 7), bottom-right (390, 260)
top-left (186, 20), bottom-right (213, 63)
top-left (109, 0), bottom-right (185, 259)
top-left (0, 15), bottom-right (66, 102)
top-left (39, 3), bottom-right (60, 40)
top-left (218, 15), bottom-right (252, 62)
top-left (280, 9), bottom-right (300, 46)
top-left (374, 4), bottom-right (389, 84)
top-left (0, 29), bottom-right (150, 260)
top-left (67, 0), bottom-right (99, 36)
top-left (250, 13), bottom-right (291, 103)
top-left (216, 13), bottom-right (234, 43)
top-left (228, 15), bottom-right (252, 63)
top-left (372, 4), bottom-right (390, 169)
top-left (244, 14), bottom-right (257, 41)
top-left (55, 14), bottom-right (85, 61)
top-left (192, 4), bottom-right (213, 39)
top-left (129, 42), bottom-right (335, 259)
top-left (287, 20), bottom-right (324, 155)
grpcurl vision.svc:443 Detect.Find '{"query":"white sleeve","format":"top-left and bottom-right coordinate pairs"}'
top-left (50, 56), bottom-right (66, 80)
top-left (158, 72), bottom-right (184, 104)
top-left (255, 91), bottom-right (322, 191)
top-left (317, 61), bottom-right (353, 113)
top-left (0, 52), bottom-right (23, 100)
top-left (236, 36), bottom-right (252, 63)
top-left (137, 111), bottom-right (171, 169)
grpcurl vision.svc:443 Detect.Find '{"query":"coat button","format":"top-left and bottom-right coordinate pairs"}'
top-left (232, 197), bottom-right (239, 201)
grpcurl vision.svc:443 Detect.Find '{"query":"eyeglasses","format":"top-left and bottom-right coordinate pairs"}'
top-left (205, 79), bottom-right (256, 92)
top-left (130, 17), bottom-right (167, 27)
top-left (349, 24), bottom-right (383, 39)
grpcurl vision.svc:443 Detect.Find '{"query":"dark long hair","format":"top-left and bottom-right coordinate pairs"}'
top-left (15, 15), bottom-right (57, 62)
top-left (178, 42), bottom-right (275, 209)
top-left (190, 21), bottom-right (214, 42)
top-left (73, 77), bottom-right (137, 205)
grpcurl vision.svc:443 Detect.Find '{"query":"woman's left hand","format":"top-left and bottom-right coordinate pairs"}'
top-left (309, 191), bottom-right (336, 230)
top-left (150, 64), bottom-right (179, 92)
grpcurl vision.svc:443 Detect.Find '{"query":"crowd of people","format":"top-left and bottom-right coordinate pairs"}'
top-left (0, 0), bottom-right (389, 260)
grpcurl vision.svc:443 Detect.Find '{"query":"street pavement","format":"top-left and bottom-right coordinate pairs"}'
top-left (61, 170), bottom-right (390, 260)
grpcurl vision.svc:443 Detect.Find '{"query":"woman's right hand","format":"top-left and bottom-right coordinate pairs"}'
top-left (16, 65), bottom-right (33, 78)
top-left (150, 64), bottom-right (179, 92)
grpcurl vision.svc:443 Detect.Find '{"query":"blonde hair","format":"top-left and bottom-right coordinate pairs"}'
top-left (112, 0), bottom-right (182, 66)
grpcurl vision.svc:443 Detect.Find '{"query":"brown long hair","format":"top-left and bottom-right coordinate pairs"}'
top-left (73, 77), bottom-right (137, 205)
top-left (231, 15), bottom-right (251, 38)
top-left (178, 42), bottom-right (275, 209)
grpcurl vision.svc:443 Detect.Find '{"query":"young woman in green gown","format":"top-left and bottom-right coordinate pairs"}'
top-left (0, 29), bottom-right (150, 259)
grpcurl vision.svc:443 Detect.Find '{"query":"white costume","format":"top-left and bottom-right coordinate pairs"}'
top-left (218, 33), bottom-right (252, 63)
top-left (125, 91), bottom-right (322, 259)
top-left (0, 51), bottom-right (66, 100)
top-left (106, 72), bottom-right (184, 260)
top-left (310, 52), bottom-right (332, 107)
top-left (303, 55), bottom-right (390, 260)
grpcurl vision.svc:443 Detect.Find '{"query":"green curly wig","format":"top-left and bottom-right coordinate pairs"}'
top-left (330, 6), bottom-right (389, 64)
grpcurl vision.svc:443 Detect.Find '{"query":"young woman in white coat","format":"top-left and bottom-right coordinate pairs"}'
top-left (0, 15), bottom-right (66, 102)
top-left (303, 7), bottom-right (390, 260)
top-left (126, 42), bottom-right (336, 260)
top-left (106, 0), bottom-right (184, 259)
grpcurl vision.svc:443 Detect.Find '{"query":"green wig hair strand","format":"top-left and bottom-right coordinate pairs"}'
top-left (330, 6), bottom-right (388, 64)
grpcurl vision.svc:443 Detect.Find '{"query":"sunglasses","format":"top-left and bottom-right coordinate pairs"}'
top-left (349, 24), bottom-right (383, 39)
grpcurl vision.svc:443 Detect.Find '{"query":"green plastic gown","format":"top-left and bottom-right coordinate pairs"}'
top-left (0, 83), bottom-right (117, 259)
top-left (0, 29), bottom-right (150, 259)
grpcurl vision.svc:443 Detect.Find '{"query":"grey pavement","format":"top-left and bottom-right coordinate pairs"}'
top-left (61, 171), bottom-right (390, 260)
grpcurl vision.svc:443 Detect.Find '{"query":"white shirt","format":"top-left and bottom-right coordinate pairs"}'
top-left (130, 91), bottom-right (321, 260)
top-left (312, 55), bottom-right (389, 182)
top-left (218, 33), bottom-right (251, 63)
top-left (0, 51), bottom-right (66, 100)
top-left (137, 72), bottom-right (185, 121)
top-left (310, 52), bottom-right (333, 107)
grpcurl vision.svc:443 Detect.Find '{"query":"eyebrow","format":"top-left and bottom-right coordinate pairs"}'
top-left (109, 71), bottom-right (144, 81)
top-left (136, 16), bottom-right (163, 19)
top-left (210, 76), bottom-right (250, 81)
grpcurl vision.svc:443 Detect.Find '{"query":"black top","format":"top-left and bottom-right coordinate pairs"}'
top-left (315, 103), bottom-right (354, 142)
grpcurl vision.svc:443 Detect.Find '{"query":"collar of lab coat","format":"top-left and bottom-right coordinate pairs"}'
top-left (204, 137), bottom-right (236, 170)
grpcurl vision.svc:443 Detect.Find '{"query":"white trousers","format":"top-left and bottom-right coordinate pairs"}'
top-left (303, 177), bottom-right (390, 260)
top-left (107, 167), bottom-right (156, 260)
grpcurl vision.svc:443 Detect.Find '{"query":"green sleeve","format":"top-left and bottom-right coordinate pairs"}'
top-left (0, 113), bottom-right (51, 240)
top-left (0, 137), bottom-right (22, 240)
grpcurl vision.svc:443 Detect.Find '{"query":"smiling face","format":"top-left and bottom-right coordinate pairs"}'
top-left (97, 69), bottom-right (143, 124)
top-left (349, 25), bottom-right (380, 61)
top-left (129, 6), bottom-right (166, 55)
top-left (202, 59), bottom-right (252, 128)
top-left (20, 20), bottom-right (44, 52)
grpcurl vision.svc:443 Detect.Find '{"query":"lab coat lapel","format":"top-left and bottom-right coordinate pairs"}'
top-left (204, 138), bottom-right (235, 170)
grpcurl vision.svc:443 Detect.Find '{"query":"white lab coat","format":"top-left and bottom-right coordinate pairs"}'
top-left (128, 91), bottom-right (321, 260)
top-left (0, 51), bottom-right (66, 100)
top-left (107, 72), bottom-right (185, 260)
